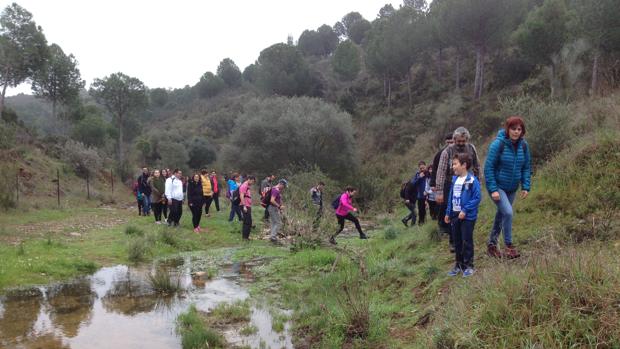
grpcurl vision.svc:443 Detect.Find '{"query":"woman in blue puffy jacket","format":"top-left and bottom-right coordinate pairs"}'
top-left (484, 116), bottom-right (531, 259)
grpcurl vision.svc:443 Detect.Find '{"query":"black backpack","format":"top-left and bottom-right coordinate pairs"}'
top-left (261, 188), bottom-right (272, 208)
top-left (231, 188), bottom-right (241, 205)
top-left (400, 181), bottom-right (412, 199)
top-left (331, 194), bottom-right (341, 210)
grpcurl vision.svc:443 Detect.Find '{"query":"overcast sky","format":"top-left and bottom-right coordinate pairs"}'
top-left (3, 0), bottom-right (398, 96)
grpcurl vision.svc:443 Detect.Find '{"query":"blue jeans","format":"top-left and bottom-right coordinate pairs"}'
top-left (451, 217), bottom-right (476, 269)
top-left (228, 201), bottom-right (242, 222)
top-left (488, 189), bottom-right (516, 246)
top-left (142, 195), bottom-right (151, 215)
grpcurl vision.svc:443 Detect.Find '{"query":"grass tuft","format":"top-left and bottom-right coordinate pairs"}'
top-left (124, 225), bottom-right (144, 236)
top-left (127, 237), bottom-right (150, 263)
top-left (148, 268), bottom-right (181, 295)
top-left (176, 305), bottom-right (225, 349)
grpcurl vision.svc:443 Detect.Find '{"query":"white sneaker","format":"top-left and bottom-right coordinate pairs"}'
top-left (155, 221), bottom-right (162, 225)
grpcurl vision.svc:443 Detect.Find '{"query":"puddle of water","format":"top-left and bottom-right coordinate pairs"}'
top-left (0, 254), bottom-right (293, 349)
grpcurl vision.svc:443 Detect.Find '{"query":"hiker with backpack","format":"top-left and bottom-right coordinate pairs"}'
top-left (137, 167), bottom-right (151, 216)
top-left (330, 186), bottom-right (368, 244)
top-left (149, 169), bottom-right (166, 224)
top-left (435, 127), bottom-right (481, 252)
top-left (260, 175), bottom-right (275, 221)
top-left (310, 182), bottom-right (325, 229)
top-left (227, 173), bottom-right (243, 222)
top-left (412, 161), bottom-right (428, 225)
top-left (165, 169), bottom-right (184, 227)
top-left (400, 176), bottom-right (417, 227)
top-left (425, 165), bottom-right (438, 221)
top-left (239, 175), bottom-right (256, 241)
top-left (484, 116), bottom-right (531, 259)
top-left (209, 170), bottom-right (220, 213)
top-left (267, 179), bottom-right (288, 243)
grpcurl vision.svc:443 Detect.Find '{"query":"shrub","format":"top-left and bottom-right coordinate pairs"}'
top-left (224, 97), bottom-right (358, 180)
top-left (208, 301), bottom-right (251, 325)
top-left (159, 228), bottom-right (179, 247)
top-left (147, 268), bottom-right (181, 295)
top-left (124, 225), bottom-right (144, 236)
top-left (127, 238), bottom-right (150, 262)
top-left (176, 305), bottom-right (225, 349)
top-left (498, 96), bottom-right (572, 164)
top-left (61, 140), bottom-right (103, 178)
top-left (0, 121), bottom-right (16, 150)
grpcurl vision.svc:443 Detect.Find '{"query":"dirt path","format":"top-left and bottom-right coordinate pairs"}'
top-left (1, 205), bottom-right (133, 245)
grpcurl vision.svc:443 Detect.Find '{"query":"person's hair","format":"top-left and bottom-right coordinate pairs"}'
top-left (504, 116), bottom-right (526, 137)
top-left (318, 181), bottom-right (325, 186)
top-left (445, 133), bottom-right (454, 141)
top-left (192, 173), bottom-right (201, 181)
top-left (427, 165), bottom-right (433, 171)
top-left (418, 160), bottom-right (426, 166)
top-left (453, 153), bottom-right (472, 170)
top-left (173, 168), bottom-right (181, 174)
top-left (200, 168), bottom-right (208, 175)
top-left (453, 127), bottom-right (471, 140)
top-left (345, 186), bottom-right (357, 192)
top-left (246, 175), bottom-right (256, 181)
top-left (231, 172), bottom-right (239, 180)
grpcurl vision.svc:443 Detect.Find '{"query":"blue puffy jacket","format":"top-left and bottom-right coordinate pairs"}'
top-left (446, 173), bottom-right (482, 221)
top-left (484, 129), bottom-right (532, 194)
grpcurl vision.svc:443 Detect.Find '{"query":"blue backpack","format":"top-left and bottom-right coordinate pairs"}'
top-left (331, 194), bottom-right (341, 210)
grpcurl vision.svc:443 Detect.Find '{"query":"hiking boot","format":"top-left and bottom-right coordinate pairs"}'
top-left (447, 265), bottom-right (461, 277)
top-left (329, 236), bottom-right (337, 245)
top-left (487, 244), bottom-right (502, 258)
top-left (462, 268), bottom-right (475, 277)
top-left (401, 218), bottom-right (408, 227)
top-left (359, 233), bottom-right (368, 240)
top-left (504, 244), bottom-right (520, 259)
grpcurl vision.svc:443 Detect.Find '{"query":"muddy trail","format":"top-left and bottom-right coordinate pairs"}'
top-left (0, 252), bottom-right (293, 349)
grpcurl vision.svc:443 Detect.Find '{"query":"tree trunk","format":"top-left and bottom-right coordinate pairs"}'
top-left (437, 47), bottom-right (443, 81)
top-left (117, 114), bottom-right (124, 166)
top-left (407, 71), bottom-right (413, 110)
top-left (0, 83), bottom-right (7, 115)
top-left (387, 77), bottom-right (391, 110)
top-left (474, 45), bottom-right (485, 99)
top-left (591, 51), bottom-right (600, 96)
top-left (455, 51), bottom-right (461, 91)
top-left (383, 75), bottom-right (388, 98)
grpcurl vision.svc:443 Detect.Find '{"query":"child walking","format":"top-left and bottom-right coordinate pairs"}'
top-left (444, 153), bottom-right (482, 277)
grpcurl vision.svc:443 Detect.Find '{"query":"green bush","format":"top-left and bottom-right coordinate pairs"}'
top-left (499, 96), bottom-right (572, 164)
top-left (127, 238), bottom-right (150, 262)
top-left (61, 140), bottom-right (103, 178)
top-left (124, 225), bottom-right (144, 236)
top-left (224, 97), bottom-right (358, 180)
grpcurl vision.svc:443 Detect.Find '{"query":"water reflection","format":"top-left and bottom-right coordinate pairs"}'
top-left (0, 254), bottom-right (293, 348)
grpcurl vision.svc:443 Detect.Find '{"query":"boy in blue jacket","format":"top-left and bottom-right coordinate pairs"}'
top-left (445, 153), bottom-right (482, 277)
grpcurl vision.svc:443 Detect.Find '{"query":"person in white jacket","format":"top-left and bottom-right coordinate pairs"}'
top-left (165, 169), bottom-right (184, 227)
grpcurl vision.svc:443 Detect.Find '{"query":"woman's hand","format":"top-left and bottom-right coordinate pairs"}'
top-left (458, 212), bottom-right (466, 220)
top-left (243, 206), bottom-right (248, 213)
top-left (444, 215), bottom-right (450, 224)
top-left (520, 190), bottom-right (529, 199)
top-left (491, 191), bottom-right (500, 201)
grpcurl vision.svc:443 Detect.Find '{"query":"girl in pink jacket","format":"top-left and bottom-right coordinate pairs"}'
top-left (330, 186), bottom-right (367, 244)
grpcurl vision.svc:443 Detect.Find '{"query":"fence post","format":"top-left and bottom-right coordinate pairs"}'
top-left (86, 172), bottom-right (90, 200)
top-left (15, 170), bottom-right (19, 205)
top-left (57, 169), bottom-right (60, 208)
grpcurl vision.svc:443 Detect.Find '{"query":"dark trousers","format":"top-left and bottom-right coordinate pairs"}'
top-left (212, 192), bottom-right (220, 211)
top-left (417, 198), bottom-right (427, 224)
top-left (402, 201), bottom-right (416, 225)
top-left (334, 213), bottom-right (364, 237)
top-left (242, 206), bottom-right (252, 239)
top-left (263, 206), bottom-right (270, 220)
top-left (137, 199), bottom-right (143, 215)
top-left (204, 196), bottom-right (213, 214)
top-left (190, 201), bottom-right (203, 228)
top-left (229, 201), bottom-right (243, 222)
top-left (162, 203), bottom-right (168, 220)
top-left (153, 202), bottom-right (163, 222)
top-left (451, 217), bottom-right (476, 269)
top-left (428, 200), bottom-right (438, 220)
top-left (312, 205), bottom-right (323, 230)
top-left (169, 199), bottom-right (183, 226)
top-left (438, 202), bottom-right (452, 243)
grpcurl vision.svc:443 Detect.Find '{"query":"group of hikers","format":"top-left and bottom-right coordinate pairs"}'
top-left (131, 115), bottom-right (531, 277)
top-left (401, 116), bottom-right (531, 277)
top-left (132, 168), bottom-right (367, 244)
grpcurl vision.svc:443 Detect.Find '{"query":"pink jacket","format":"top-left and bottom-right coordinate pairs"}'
top-left (335, 192), bottom-right (355, 216)
top-left (239, 181), bottom-right (252, 207)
